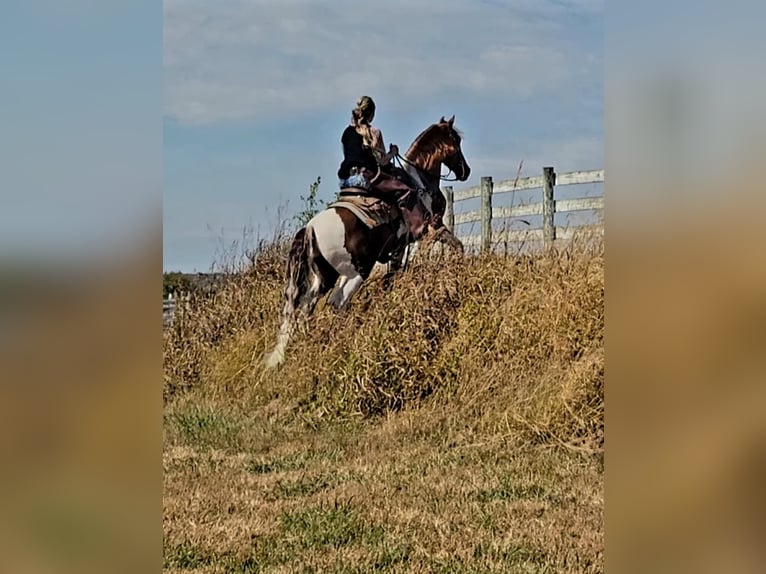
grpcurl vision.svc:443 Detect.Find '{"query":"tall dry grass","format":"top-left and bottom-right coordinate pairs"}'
top-left (163, 230), bottom-right (603, 453)
top-left (163, 228), bottom-right (604, 573)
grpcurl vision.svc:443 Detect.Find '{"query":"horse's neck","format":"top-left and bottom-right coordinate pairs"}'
top-left (403, 148), bottom-right (441, 191)
top-left (401, 160), bottom-right (429, 190)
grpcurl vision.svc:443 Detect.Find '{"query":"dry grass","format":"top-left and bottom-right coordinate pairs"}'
top-left (163, 230), bottom-right (604, 573)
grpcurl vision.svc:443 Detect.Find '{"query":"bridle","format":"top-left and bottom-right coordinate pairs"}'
top-left (393, 147), bottom-right (467, 185)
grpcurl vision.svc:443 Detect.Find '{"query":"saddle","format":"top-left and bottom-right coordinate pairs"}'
top-left (332, 186), bottom-right (430, 238)
top-left (329, 190), bottom-right (399, 230)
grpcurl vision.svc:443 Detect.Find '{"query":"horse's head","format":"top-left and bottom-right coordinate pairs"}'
top-left (435, 115), bottom-right (471, 182)
top-left (403, 115), bottom-right (471, 184)
top-left (400, 115), bottom-right (471, 232)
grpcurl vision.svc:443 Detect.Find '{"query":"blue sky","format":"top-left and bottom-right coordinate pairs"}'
top-left (163, 0), bottom-right (604, 272)
top-left (1, 1), bottom-right (161, 262)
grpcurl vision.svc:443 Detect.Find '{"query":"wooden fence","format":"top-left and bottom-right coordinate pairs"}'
top-left (163, 292), bottom-right (190, 327)
top-left (163, 299), bottom-right (177, 327)
top-left (442, 166), bottom-right (604, 252)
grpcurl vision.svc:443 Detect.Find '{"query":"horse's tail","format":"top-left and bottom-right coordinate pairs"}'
top-left (285, 226), bottom-right (310, 312)
top-left (264, 225), bottom-right (312, 369)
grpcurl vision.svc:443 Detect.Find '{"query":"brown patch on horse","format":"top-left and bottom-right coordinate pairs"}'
top-left (333, 207), bottom-right (400, 277)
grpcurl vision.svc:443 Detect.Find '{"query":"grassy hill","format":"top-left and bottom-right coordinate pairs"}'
top-left (163, 233), bottom-right (604, 573)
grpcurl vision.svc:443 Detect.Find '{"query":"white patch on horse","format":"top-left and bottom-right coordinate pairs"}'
top-left (309, 208), bottom-right (366, 309)
top-left (327, 272), bottom-right (363, 309)
top-left (311, 209), bottom-right (354, 271)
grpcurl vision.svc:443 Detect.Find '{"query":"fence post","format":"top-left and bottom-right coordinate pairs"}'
top-left (481, 176), bottom-right (493, 253)
top-left (443, 185), bottom-right (454, 232)
top-left (542, 167), bottom-right (556, 250)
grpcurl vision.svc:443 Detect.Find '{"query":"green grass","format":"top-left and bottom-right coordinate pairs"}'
top-left (166, 405), bottom-right (241, 451)
top-left (280, 502), bottom-right (383, 549)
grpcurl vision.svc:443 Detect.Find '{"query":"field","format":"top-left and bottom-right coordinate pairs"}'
top-left (163, 232), bottom-right (604, 573)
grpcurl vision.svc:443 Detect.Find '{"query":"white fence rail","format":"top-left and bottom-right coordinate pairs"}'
top-left (442, 167), bottom-right (604, 252)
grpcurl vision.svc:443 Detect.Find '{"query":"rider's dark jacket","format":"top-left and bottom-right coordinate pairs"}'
top-left (337, 126), bottom-right (379, 179)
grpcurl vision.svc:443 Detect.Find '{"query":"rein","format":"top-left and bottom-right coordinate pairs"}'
top-left (394, 153), bottom-right (457, 183)
top-left (438, 171), bottom-right (461, 182)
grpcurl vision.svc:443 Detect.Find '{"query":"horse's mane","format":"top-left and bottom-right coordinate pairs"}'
top-left (405, 121), bottom-right (462, 160)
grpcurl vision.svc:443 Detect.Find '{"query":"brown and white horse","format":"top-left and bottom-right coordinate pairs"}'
top-left (264, 116), bottom-right (470, 368)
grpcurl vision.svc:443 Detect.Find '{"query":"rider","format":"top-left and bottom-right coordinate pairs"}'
top-left (337, 96), bottom-right (428, 235)
top-left (338, 96), bottom-right (410, 199)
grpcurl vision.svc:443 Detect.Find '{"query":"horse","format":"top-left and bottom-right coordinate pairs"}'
top-left (263, 115), bottom-right (471, 369)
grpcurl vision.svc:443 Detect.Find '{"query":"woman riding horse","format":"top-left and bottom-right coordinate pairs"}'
top-left (338, 96), bottom-right (409, 195)
top-left (338, 96), bottom-right (428, 236)
top-left (263, 115), bottom-right (471, 369)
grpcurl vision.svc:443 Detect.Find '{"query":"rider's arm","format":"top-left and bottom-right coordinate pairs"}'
top-left (371, 127), bottom-right (398, 165)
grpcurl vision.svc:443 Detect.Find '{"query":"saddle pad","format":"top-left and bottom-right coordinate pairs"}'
top-left (329, 193), bottom-right (397, 229)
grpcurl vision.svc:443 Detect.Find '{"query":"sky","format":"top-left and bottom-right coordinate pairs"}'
top-left (163, 0), bottom-right (604, 272)
top-left (1, 1), bottom-right (161, 264)
top-left (6, 1), bottom-right (760, 274)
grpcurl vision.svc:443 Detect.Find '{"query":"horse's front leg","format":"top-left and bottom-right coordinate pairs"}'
top-left (426, 224), bottom-right (464, 254)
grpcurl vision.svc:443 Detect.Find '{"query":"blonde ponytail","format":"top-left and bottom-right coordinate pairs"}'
top-left (351, 96), bottom-right (376, 148)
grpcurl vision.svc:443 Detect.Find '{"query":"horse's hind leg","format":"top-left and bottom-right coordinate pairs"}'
top-left (327, 271), bottom-right (364, 310)
top-left (313, 206), bottom-right (371, 311)
top-left (303, 223), bottom-right (339, 314)
top-left (299, 267), bottom-right (330, 318)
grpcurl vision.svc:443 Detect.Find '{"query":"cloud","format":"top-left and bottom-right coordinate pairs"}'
top-left (469, 135), bottom-right (603, 181)
top-left (164, 0), bottom-right (602, 126)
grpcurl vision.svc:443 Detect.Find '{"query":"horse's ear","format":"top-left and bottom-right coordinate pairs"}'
top-left (448, 114), bottom-right (455, 126)
top-left (440, 115), bottom-right (445, 123)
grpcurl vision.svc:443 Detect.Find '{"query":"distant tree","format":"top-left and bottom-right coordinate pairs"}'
top-left (294, 176), bottom-right (327, 227)
top-left (163, 271), bottom-right (193, 298)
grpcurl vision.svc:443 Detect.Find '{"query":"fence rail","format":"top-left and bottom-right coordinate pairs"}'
top-left (443, 167), bottom-right (604, 252)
